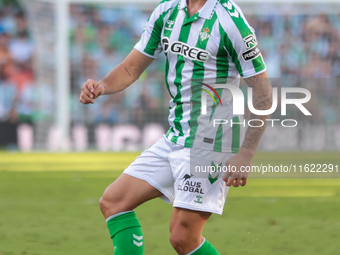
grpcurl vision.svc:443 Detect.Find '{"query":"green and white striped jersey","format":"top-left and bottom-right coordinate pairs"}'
top-left (135, 0), bottom-right (266, 153)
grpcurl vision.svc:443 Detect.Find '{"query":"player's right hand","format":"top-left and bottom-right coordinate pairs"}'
top-left (80, 79), bottom-right (105, 104)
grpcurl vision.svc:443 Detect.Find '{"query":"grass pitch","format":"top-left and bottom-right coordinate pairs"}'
top-left (0, 152), bottom-right (339, 255)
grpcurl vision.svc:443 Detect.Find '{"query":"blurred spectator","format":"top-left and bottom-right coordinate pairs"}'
top-left (0, 33), bottom-right (13, 79)
top-left (8, 31), bottom-right (32, 63)
top-left (0, 79), bottom-right (17, 122)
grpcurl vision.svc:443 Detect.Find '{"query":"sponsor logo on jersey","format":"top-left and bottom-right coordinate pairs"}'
top-left (162, 37), bottom-right (211, 62)
top-left (178, 179), bottom-right (204, 194)
top-left (199, 27), bottom-right (211, 41)
top-left (165, 20), bottom-right (174, 31)
top-left (242, 45), bottom-right (261, 61)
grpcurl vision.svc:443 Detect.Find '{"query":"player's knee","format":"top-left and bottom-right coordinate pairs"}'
top-left (169, 224), bottom-right (196, 253)
top-left (169, 219), bottom-right (203, 253)
top-left (99, 194), bottom-right (121, 217)
top-left (169, 232), bottom-right (187, 252)
top-left (99, 190), bottom-right (133, 218)
top-left (99, 195), bottom-right (110, 215)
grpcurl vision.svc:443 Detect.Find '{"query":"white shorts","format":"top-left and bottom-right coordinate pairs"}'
top-left (124, 135), bottom-right (234, 215)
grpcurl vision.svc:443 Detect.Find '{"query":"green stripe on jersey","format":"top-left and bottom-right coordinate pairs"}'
top-left (216, 24), bottom-right (229, 84)
top-left (144, 8), bottom-right (173, 56)
top-left (213, 123), bottom-right (223, 152)
top-left (220, 23), bottom-right (244, 77)
top-left (185, 13), bottom-right (218, 147)
top-left (231, 116), bottom-right (240, 153)
top-left (163, 4), bottom-right (180, 99)
top-left (164, 59), bottom-right (174, 98)
top-left (222, 0), bottom-right (265, 72)
top-left (166, 126), bottom-right (174, 137)
top-left (209, 21), bottom-right (230, 128)
top-left (209, 87), bottom-right (222, 123)
top-left (170, 11), bottom-right (194, 144)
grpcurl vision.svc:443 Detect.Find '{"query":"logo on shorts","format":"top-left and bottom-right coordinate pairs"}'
top-left (180, 174), bottom-right (193, 183)
top-left (194, 195), bottom-right (203, 204)
top-left (208, 162), bottom-right (221, 185)
top-left (178, 174), bottom-right (204, 194)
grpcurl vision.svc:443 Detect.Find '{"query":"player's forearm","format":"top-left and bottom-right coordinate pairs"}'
top-left (99, 49), bottom-right (154, 95)
top-left (99, 62), bottom-right (137, 95)
top-left (239, 72), bottom-right (273, 158)
top-left (239, 114), bottom-right (269, 158)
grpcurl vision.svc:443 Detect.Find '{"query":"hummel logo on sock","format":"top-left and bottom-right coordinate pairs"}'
top-left (132, 234), bottom-right (143, 247)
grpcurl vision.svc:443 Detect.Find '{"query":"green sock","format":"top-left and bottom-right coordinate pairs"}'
top-left (188, 238), bottom-right (220, 255)
top-left (106, 211), bottom-right (144, 255)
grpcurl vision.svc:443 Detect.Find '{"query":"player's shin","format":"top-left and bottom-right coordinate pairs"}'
top-left (186, 238), bottom-right (220, 255)
top-left (106, 211), bottom-right (144, 255)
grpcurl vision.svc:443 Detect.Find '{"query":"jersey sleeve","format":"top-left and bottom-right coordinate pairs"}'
top-left (134, 6), bottom-right (165, 59)
top-left (220, 1), bottom-right (266, 78)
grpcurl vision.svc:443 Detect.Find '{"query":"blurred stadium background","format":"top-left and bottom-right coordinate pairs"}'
top-left (0, 0), bottom-right (339, 152)
top-left (0, 0), bottom-right (340, 254)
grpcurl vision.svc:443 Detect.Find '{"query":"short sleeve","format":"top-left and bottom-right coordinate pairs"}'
top-left (220, 1), bottom-right (266, 78)
top-left (134, 6), bottom-right (165, 59)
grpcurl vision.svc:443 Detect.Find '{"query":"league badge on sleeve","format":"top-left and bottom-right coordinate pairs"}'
top-left (242, 34), bottom-right (261, 61)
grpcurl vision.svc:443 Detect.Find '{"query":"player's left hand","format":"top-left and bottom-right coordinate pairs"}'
top-left (222, 152), bottom-right (252, 187)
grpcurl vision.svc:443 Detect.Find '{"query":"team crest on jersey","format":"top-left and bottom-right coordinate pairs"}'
top-left (199, 28), bottom-right (211, 41)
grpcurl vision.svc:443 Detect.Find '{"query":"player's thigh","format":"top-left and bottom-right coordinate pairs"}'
top-left (100, 173), bottom-right (162, 218)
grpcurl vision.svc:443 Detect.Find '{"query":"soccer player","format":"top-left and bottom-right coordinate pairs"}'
top-left (80, 0), bottom-right (272, 254)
